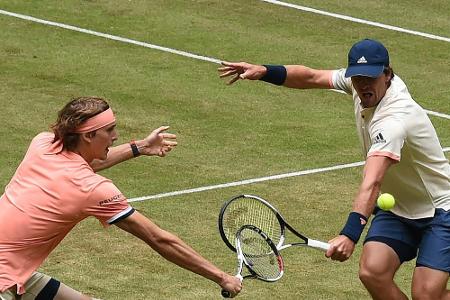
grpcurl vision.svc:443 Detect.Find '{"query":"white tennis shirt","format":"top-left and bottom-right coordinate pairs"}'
top-left (331, 69), bottom-right (450, 219)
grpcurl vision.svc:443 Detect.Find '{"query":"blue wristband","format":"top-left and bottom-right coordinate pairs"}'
top-left (259, 65), bottom-right (287, 85)
top-left (339, 212), bottom-right (368, 243)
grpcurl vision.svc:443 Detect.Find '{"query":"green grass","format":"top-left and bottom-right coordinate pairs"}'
top-left (0, 1), bottom-right (448, 299)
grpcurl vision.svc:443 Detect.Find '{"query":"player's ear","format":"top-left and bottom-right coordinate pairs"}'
top-left (80, 131), bottom-right (96, 143)
top-left (383, 66), bottom-right (393, 82)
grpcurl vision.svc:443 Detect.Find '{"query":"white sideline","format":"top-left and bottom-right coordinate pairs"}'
top-left (129, 145), bottom-right (450, 202)
top-left (261, 0), bottom-right (450, 43)
top-left (424, 110), bottom-right (450, 120)
top-left (0, 9), bottom-right (222, 65)
top-left (0, 9), bottom-right (448, 120)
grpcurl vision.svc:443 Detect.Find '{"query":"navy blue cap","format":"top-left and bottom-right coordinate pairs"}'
top-left (345, 39), bottom-right (389, 78)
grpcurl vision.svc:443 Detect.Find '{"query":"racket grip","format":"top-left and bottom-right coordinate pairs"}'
top-left (308, 239), bottom-right (330, 252)
top-left (221, 290), bottom-right (231, 298)
top-left (221, 274), bottom-right (243, 298)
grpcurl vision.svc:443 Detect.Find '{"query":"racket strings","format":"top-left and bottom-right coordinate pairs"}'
top-left (223, 197), bottom-right (282, 248)
top-left (239, 228), bottom-right (282, 280)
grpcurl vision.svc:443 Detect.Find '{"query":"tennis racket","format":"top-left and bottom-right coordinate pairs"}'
top-left (221, 224), bottom-right (284, 298)
top-left (218, 194), bottom-right (330, 253)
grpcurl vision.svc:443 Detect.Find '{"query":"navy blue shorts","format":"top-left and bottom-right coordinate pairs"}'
top-left (364, 208), bottom-right (450, 273)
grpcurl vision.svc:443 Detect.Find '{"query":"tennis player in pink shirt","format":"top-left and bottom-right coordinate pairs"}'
top-left (0, 97), bottom-right (242, 300)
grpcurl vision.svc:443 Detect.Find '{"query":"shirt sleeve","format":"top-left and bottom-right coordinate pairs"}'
top-left (331, 69), bottom-right (353, 95)
top-left (85, 180), bottom-right (135, 227)
top-left (367, 117), bottom-right (406, 162)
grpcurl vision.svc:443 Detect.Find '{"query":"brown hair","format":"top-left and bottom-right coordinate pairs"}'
top-left (383, 66), bottom-right (395, 81)
top-left (51, 96), bottom-right (110, 150)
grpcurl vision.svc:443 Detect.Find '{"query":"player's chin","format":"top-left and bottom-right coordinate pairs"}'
top-left (100, 148), bottom-right (109, 160)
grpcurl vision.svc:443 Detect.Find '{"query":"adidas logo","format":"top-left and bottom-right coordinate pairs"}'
top-left (357, 56), bottom-right (368, 64)
top-left (373, 132), bottom-right (386, 144)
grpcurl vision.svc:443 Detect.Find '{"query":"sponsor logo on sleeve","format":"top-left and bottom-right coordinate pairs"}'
top-left (99, 193), bottom-right (125, 206)
top-left (372, 132), bottom-right (386, 144)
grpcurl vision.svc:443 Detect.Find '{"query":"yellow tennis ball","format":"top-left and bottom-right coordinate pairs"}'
top-left (377, 193), bottom-right (395, 211)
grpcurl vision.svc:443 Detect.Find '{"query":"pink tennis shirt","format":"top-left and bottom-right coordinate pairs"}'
top-left (0, 132), bottom-right (134, 294)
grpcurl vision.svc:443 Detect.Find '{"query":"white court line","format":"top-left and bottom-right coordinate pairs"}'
top-left (129, 161), bottom-right (365, 202)
top-left (424, 110), bottom-right (450, 120)
top-left (0, 9), bottom-right (222, 65)
top-left (261, 0), bottom-right (450, 43)
top-left (130, 145), bottom-right (450, 202)
top-left (1, 8), bottom-right (449, 202)
top-left (1, 9), bottom-right (449, 120)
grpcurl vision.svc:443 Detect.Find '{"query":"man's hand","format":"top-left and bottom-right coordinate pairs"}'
top-left (219, 274), bottom-right (242, 298)
top-left (325, 235), bottom-right (356, 262)
top-left (218, 61), bottom-right (267, 85)
top-left (137, 126), bottom-right (177, 157)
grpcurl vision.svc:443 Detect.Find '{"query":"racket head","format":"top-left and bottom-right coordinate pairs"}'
top-left (218, 194), bottom-right (285, 252)
top-left (236, 224), bottom-right (284, 282)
